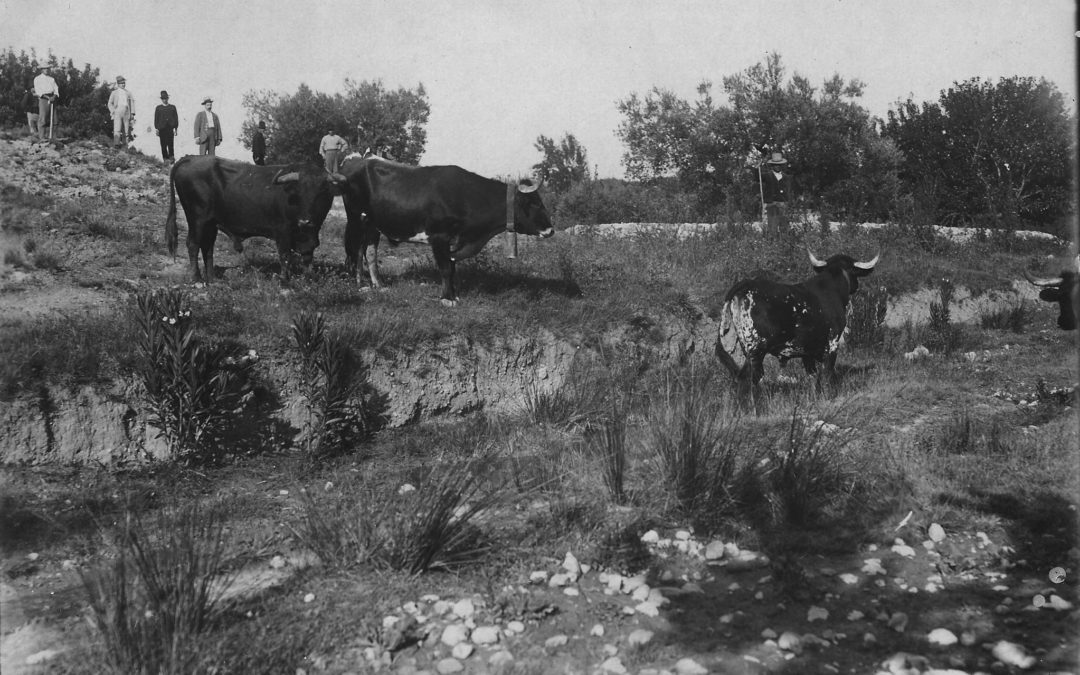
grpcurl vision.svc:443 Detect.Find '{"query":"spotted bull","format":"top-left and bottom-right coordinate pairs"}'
top-left (716, 249), bottom-right (880, 400)
top-left (1025, 255), bottom-right (1080, 330)
top-left (165, 155), bottom-right (342, 281)
top-left (338, 156), bottom-right (555, 306)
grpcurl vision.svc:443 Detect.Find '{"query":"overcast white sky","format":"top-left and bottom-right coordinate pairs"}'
top-left (4, 0), bottom-right (1076, 178)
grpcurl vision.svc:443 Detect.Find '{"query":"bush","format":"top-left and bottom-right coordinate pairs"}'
top-left (847, 284), bottom-right (889, 347)
top-left (979, 301), bottom-right (1032, 333)
top-left (80, 500), bottom-right (234, 675)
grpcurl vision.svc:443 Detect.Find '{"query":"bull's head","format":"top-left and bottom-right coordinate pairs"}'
top-left (1025, 256), bottom-right (1080, 330)
top-left (272, 167), bottom-right (339, 267)
top-left (809, 248), bottom-right (879, 294)
top-left (514, 178), bottom-right (555, 238)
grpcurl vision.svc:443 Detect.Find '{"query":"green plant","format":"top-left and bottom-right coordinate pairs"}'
top-left (979, 301), bottom-right (1032, 332)
top-left (926, 277), bottom-right (962, 353)
top-left (847, 284), bottom-right (889, 347)
top-left (133, 288), bottom-right (254, 462)
top-left (291, 311), bottom-right (365, 457)
top-left (586, 412), bottom-right (628, 505)
top-left (32, 249), bottom-right (62, 271)
top-left (80, 500), bottom-right (234, 675)
top-left (293, 449), bottom-right (504, 573)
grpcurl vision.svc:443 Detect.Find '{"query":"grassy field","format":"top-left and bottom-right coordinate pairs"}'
top-left (1, 139), bottom-right (1078, 673)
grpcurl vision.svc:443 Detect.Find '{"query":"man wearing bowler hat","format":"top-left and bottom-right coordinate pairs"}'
top-left (154, 90), bottom-right (179, 162)
top-left (194, 97), bottom-right (222, 156)
top-left (759, 150), bottom-right (792, 237)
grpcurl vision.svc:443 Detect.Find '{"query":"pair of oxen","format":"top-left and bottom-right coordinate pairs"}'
top-left (164, 155), bottom-right (1078, 401)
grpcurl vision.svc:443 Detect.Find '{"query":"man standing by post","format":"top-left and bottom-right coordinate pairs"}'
top-left (194, 97), bottom-right (222, 156)
top-left (108, 76), bottom-right (135, 149)
top-left (154, 90), bottom-right (179, 162)
top-left (33, 65), bottom-right (59, 140)
top-left (319, 129), bottom-right (348, 173)
top-left (759, 151), bottom-right (792, 237)
top-left (252, 121), bottom-right (267, 165)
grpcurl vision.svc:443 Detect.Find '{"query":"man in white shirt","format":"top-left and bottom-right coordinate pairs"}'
top-left (107, 76), bottom-right (135, 149)
top-left (194, 97), bottom-right (222, 156)
top-left (32, 65), bottom-right (59, 140)
top-left (319, 129), bottom-right (348, 173)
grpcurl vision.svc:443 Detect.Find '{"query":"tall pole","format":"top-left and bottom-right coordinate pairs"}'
top-left (49, 100), bottom-right (54, 139)
top-left (757, 163), bottom-right (766, 231)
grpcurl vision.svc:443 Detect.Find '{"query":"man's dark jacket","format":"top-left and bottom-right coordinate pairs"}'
top-left (154, 103), bottom-right (179, 133)
top-left (761, 167), bottom-right (792, 203)
top-left (252, 131), bottom-right (266, 164)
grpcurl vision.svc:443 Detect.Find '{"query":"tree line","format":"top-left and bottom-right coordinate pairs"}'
top-left (2, 49), bottom-right (1072, 233)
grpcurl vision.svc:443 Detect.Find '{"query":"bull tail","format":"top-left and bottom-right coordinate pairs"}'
top-left (165, 158), bottom-right (180, 256)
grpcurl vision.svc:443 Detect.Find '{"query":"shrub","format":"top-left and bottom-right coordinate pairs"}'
top-left (132, 288), bottom-right (255, 462)
top-left (979, 301), bottom-right (1032, 333)
top-left (847, 284), bottom-right (890, 347)
top-left (80, 500), bottom-right (234, 675)
top-left (32, 249), bottom-right (63, 271)
top-left (926, 277), bottom-right (962, 354)
top-left (291, 311), bottom-right (366, 458)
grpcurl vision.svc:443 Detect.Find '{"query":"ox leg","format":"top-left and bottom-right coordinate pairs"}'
top-left (188, 225), bottom-right (217, 282)
top-left (344, 218), bottom-right (381, 289)
top-left (431, 239), bottom-right (457, 306)
top-left (274, 237), bottom-right (294, 282)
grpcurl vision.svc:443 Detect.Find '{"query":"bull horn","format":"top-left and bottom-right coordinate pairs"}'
top-left (1024, 270), bottom-right (1064, 287)
top-left (517, 179), bottom-right (539, 194)
top-left (327, 172), bottom-right (346, 183)
top-left (807, 247), bottom-right (827, 269)
top-left (854, 252), bottom-right (880, 270)
top-left (273, 171), bottom-right (300, 184)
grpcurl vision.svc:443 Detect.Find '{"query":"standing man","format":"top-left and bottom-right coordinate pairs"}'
top-left (22, 85), bottom-right (39, 136)
top-left (319, 129), bottom-right (348, 173)
top-left (759, 151), bottom-right (792, 237)
top-left (252, 121), bottom-right (267, 165)
top-left (194, 97), bottom-right (222, 156)
top-left (154, 90), bottom-right (179, 162)
top-left (107, 76), bottom-right (135, 149)
top-left (33, 65), bottom-right (59, 140)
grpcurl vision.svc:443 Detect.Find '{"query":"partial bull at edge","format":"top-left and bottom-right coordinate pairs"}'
top-left (715, 248), bottom-right (879, 406)
top-left (164, 155), bottom-right (344, 282)
top-left (338, 157), bottom-right (555, 306)
top-left (1025, 255), bottom-right (1080, 331)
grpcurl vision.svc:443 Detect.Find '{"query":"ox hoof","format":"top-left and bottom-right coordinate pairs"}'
top-left (440, 298), bottom-right (459, 308)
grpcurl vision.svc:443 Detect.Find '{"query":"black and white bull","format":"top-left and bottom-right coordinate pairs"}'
top-left (165, 155), bottom-right (343, 281)
top-left (338, 156), bottom-right (555, 306)
top-left (1025, 255), bottom-right (1080, 330)
top-left (716, 249), bottom-right (880, 400)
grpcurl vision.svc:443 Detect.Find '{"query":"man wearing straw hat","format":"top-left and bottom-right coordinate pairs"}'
top-left (107, 75), bottom-right (135, 149)
top-left (760, 150), bottom-right (792, 237)
top-left (32, 65), bottom-right (59, 140)
top-left (194, 97), bottom-right (222, 156)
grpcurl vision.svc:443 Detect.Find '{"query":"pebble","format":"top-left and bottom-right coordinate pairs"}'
top-left (861, 558), bottom-right (886, 575)
top-left (622, 574), bottom-right (647, 594)
top-left (991, 640), bottom-right (1036, 669)
top-left (631, 584), bottom-right (651, 602)
top-left (529, 570), bottom-right (548, 584)
top-left (705, 540), bottom-right (726, 560)
top-left (506, 621), bottom-right (525, 634)
top-left (269, 555), bottom-right (286, 569)
top-left (451, 643), bottom-right (473, 660)
top-left (303, 593), bottom-right (315, 603)
top-left (562, 551), bottom-right (582, 580)
top-left (451, 599), bottom-right (475, 619)
top-left (674, 657), bottom-right (709, 674)
top-left (548, 573), bottom-right (571, 587)
top-left (488, 651), bottom-right (514, 667)
top-left (777, 631), bottom-right (802, 653)
top-left (628, 629), bottom-right (654, 646)
top-left (598, 657), bottom-right (627, 674)
top-left (675, 530), bottom-right (692, 540)
top-left (545, 634), bottom-right (569, 648)
top-left (887, 612), bottom-right (909, 633)
top-left (471, 626), bottom-right (499, 645)
top-left (635, 601), bottom-right (660, 617)
top-left (807, 606), bottom-right (829, 622)
top-left (928, 628), bottom-right (958, 646)
top-left (563, 587), bottom-right (580, 597)
top-left (435, 657), bottom-right (464, 674)
top-left (25, 650), bottom-right (60, 665)
top-left (441, 624), bottom-right (469, 647)
top-left (641, 530), bottom-right (660, 544)
top-left (761, 628), bottom-right (778, 639)
top-left (928, 523), bottom-right (946, 542)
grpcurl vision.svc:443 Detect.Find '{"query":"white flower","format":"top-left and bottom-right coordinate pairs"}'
top-left (168, 318), bottom-right (177, 325)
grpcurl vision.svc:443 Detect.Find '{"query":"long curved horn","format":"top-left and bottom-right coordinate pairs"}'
top-left (517, 178), bottom-right (539, 194)
top-left (853, 252), bottom-right (880, 271)
top-left (807, 247), bottom-right (827, 269)
top-left (274, 171), bottom-right (300, 184)
top-left (1024, 270), bottom-right (1064, 287)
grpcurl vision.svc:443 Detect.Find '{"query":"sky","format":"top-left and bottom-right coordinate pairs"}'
top-left (4, 0), bottom-right (1076, 178)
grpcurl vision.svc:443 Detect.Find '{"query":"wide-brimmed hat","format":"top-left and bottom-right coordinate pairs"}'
top-left (116, 75), bottom-right (126, 83)
top-left (258, 121), bottom-right (266, 129)
top-left (766, 152), bottom-right (787, 165)
top-left (202, 97), bottom-right (213, 104)
top-left (160, 90), bottom-right (169, 99)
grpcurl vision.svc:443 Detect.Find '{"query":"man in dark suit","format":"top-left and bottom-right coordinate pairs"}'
top-left (193, 97), bottom-right (222, 156)
top-left (154, 90), bottom-right (179, 162)
top-left (760, 151), bottom-right (792, 237)
top-left (252, 120), bottom-right (267, 165)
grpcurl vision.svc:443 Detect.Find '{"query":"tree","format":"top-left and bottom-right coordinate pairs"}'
top-left (616, 53), bottom-right (900, 221)
top-left (532, 133), bottom-right (589, 192)
top-left (0, 48), bottom-right (110, 138)
top-left (242, 79), bottom-right (429, 165)
top-left (886, 76), bottom-right (1073, 228)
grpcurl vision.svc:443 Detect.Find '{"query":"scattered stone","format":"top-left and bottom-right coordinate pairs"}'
top-left (269, 555), bottom-right (287, 569)
top-left (641, 530), bottom-right (660, 544)
top-left (529, 570), bottom-right (549, 584)
top-left (488, 650), bottom-right (514, 667)
top-left (545, 634), bottom-right (569, 648)
top-left (777, 631), bottom-right (802, 654)
top-left (847, 610), bottom-right (865, 621)
top-left (928, 628), bottom-right (958, 646)
top-left (563, 587), bottom-right (580, 597)
top-left (882, 652), bottom-right (929, 673)
top-left (25, 650), bottom-right (60, 665)
top-left (887, 612), bottom-right (909, 633)
top-left (761, 628), bottom-right (778, 639)
top-left (674, 657), bottom-right (709, 674)
top-left (891, 542), bottom-right (917, 558)
top-left (303, 593), bottom-right (315, 603)
top-left (548, 573), bottom-right (571, 587)
top-left (628, 629), bottom-right (654, 646)
top-left (452, 599), bottom-right (475, 619)
top-left (398, 483), bottom-right (416, 495)
top-left (705, 541), bottom-right (726, 560)
top-left (863, 633), bottom-right (876, 644)
top-left (991, 640), bottom-right (1036, 669)
top-left (807, 606), bottom-right (829, 622)
top-left (635, 601), bottom-right (660, 617)
top-left (928, 523), bottom-right (946, 542)
top-left (435, 657), bottom-right (464, 674)
top-left (839, 573), bottom-right (859, 585)
top-left (605, 573), bottom-right (625, 591)
top-left (506, 620), bottom-right (525, 634)
top-left (432, 600), bottom-right (452, 616)
top-left (631, 584), bottom-right (651, 602)
top-left (451, 643), bottom-right (474, 660)
top-left (1048, 594), bottom-right (1073, 610)
top-left (590, 623), bottom-right (605, 637)
top-left (802, 633), bottom-right (831, 648)
top-left (622, 574), bottom-right (647, 594)
top-left (471, 626), bottom-right (499, 645)
top-left (861, 558), bottom-right (886, 575)
top-left (960, 631), bottom-right (977, 647)
top-left (602, 643), bottom-right (618, 656)
top-left (382, 615), bottom-right (400, 629)
top-left (441, 624), bottom-right (469, 647)
top-left (675, 530), bottom-right (692, 541)
top-left (719, 613), bottom-right (734, 624)
top-left (562, 551), bottom-right (582, 580)
top-left (598, 657), bottom-right (627, 674)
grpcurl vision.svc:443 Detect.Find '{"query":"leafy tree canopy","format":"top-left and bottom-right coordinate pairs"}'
top-left (0, 48), bottom-right (111, 138)
top-left (532, 133), bottom-right (590, 192)
top-left (241, 79), bottom-right (430, 165)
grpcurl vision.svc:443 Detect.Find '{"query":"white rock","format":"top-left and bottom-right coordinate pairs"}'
top-left (675, 530), bottom-right (692, 541)
top-left (529, 570), bottom-right (549, 584)
top-left (839, 573), bottom-right (859, 585)
top-left (861, 558), bottom-right (886, 575)
top-left (727, 582), bottom-right (741, 591)
top-left (723, 541), bottom-right (740, 557)
top-left (777, 631), bottom-right (802, 653)
top-left (807, 606), bottom-right (829, 622)
top-left (563, 587), bottom-right (580, 597)
top-left (451, 643), bottom-right (474, 659)
top-left (704, 540), bottom-right (726, 560)
top-left (628, 629), bottom-right (654, 646)
top-left (887, 612), bottom-right (909, 632)
top-left (398, 483), bottom-right (416, 495)
top-left (269, 555), bottom-right (287, 569)
top-left (1049, 594), bottom-right (1074, 610)
top-left (436, 657), bottom-right (464, 674)
top-left (488, 650), bottom-right (514, 667)
top-left (605, 573), bottom-right (625, 591)
top-left (25, 650), bottom-right (60, 665)
top-left (303, 593), bottom-right (315, 603)
top-left (719, 613), bottom-right (734, 624)
top-left (802, 633), bottom-right (831, 648)
top-left (548, 573), bottom-right (571, 587)
top-left (631, 584), bottom-right (652, 602)
top-left (641, 530), bottom-right (660, 544)
top-left (441, 623), bottom-right (469, 647)
top-left (545, 634), bottom-right (569, 648)
top-left (562, 551), bottom-right (582, 580)
top-left (647, 588), bottom-right (671, 607)
top-left (452, 598), bottom-right (475, 618)
top-left (432, 600), bottom-right (452, 616)
top-left (602, 643), bottom-right (618, 656)
top-left (847, 610), bottom-right (864, 621)
top-left (928, 523), bottom-right (946, 542)
top-left (382, 615), bottom-right (400, 629)
top-left (622, 574), bottom-right (647, 594)
top-left (472, 626), bottom-right (499, 645)
top-left (679, 583), bottom-right (703, 595)
top-left (927, 628), bottom-right (958, 646)
top-left (891, 543), bottom-right (917, 558)
top-left (863, 632), bottom-right (876, 644)
top-left (674, 657), bottom-right (709, 674)
top-left (506, 620), bottom-right (525, 634)
top-left (589, 623), bottom-right (605, 637)
top-left (991, 640), bottom-right (1036, 669)
top-left (761, 628), bottom-right (778, 639)
top-left (599, 656), bottom-right (627, 674)
top-left (635, 601), bottom-right (660, 617)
